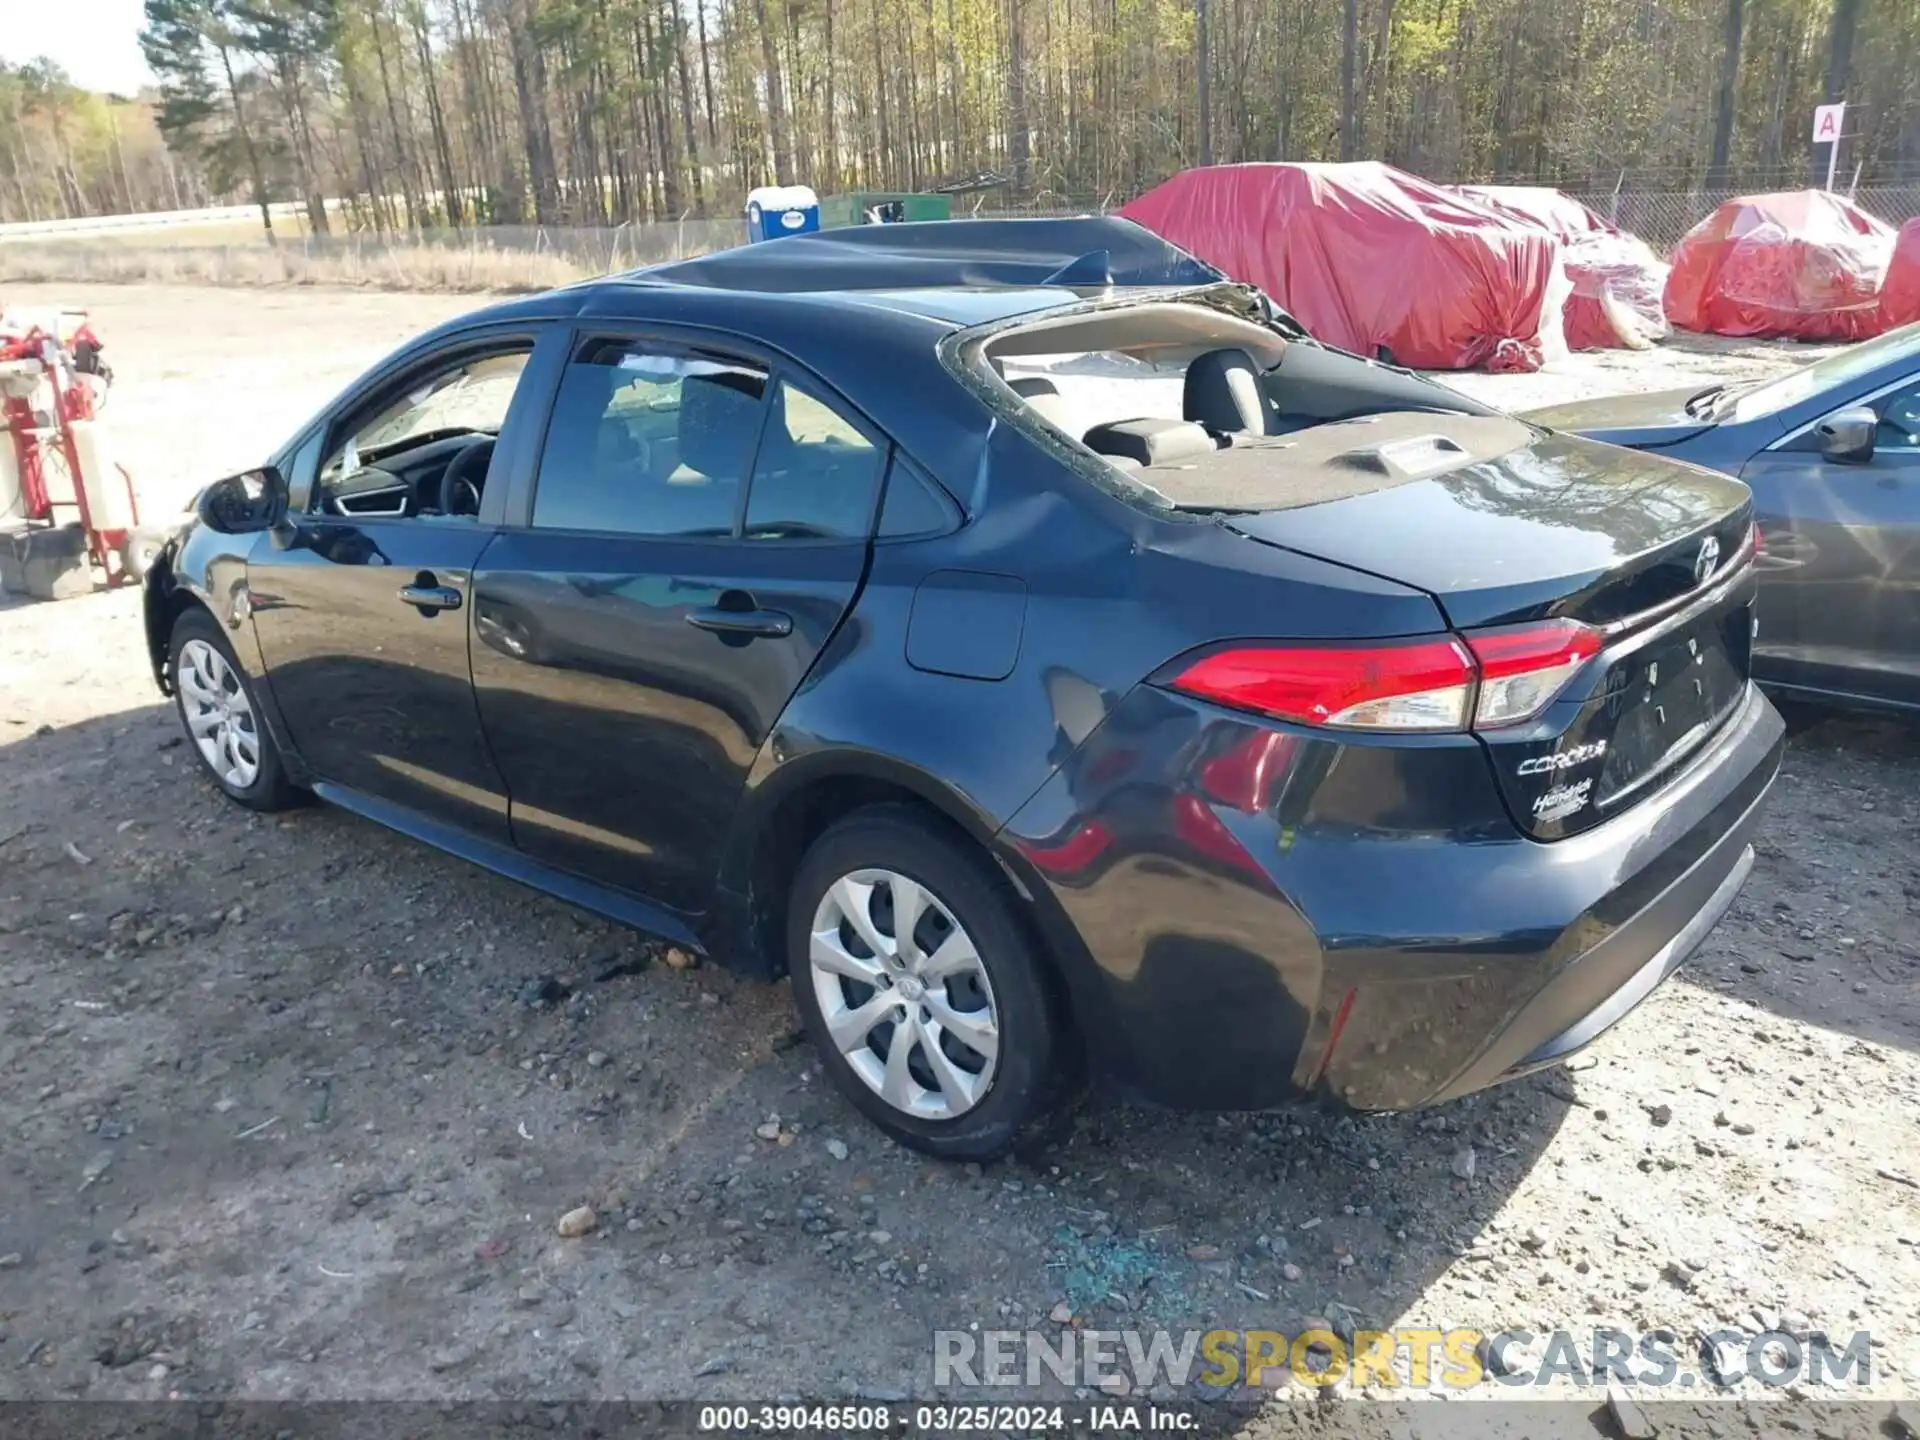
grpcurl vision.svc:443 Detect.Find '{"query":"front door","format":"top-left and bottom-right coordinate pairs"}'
top-left (471, 333), bottom-right (887, 914)
top-left (248, 330), bottom-right (553, 840)
top-left (1742, 370), bottom-right (1920, 709)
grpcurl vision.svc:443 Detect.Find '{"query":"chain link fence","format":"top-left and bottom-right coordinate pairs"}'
top-left (7, 182), bottom-right (1918, 290)
top-left (1568, 186), bottom-right (1920, 252)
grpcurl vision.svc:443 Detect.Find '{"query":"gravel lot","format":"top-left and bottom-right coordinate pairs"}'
top-left (2, 285), bottom-right (1918, 1429)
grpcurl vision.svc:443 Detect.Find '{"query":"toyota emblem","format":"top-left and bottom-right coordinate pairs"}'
top-left (1693, 535), bottom-right (1721, 585)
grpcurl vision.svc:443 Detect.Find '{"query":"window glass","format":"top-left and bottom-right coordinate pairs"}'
top-left (529, 341), bottom-right (768, 537)
top-left (318, 350), bottom-right (528, 495)
top-left (283, 429), bottom-right (325, 505)
top-left (1724, 324), bottom-right (1920, 423)
top-left (1876, 379), bottom-right (1920, 448)
top-left (877, 454), bottom-right (957, 538)
top-left (533, 341), bottom-right (769, 536)
top-left (741, 379), bottom-right (883, 540)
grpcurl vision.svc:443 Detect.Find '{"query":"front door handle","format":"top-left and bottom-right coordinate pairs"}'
top-left (399, 581), bottom-right (463, 613)
top-left (686, 605), bottom-right (793, 638)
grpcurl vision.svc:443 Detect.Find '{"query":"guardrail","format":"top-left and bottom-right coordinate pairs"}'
top-left (0, 202), bottom-right (344, 241)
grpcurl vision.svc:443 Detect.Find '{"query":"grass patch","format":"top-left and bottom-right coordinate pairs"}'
top-left (0, 238), bottom-right (598, 293)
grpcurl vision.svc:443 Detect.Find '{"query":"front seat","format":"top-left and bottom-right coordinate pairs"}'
top-left (1183, 347), bottom-right (1281, 437)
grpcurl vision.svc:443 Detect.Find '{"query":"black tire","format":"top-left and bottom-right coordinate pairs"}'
top-left (168, 606), bottom-right (301, 812)
top-left (787, 807), bottom-right (1063, 1161)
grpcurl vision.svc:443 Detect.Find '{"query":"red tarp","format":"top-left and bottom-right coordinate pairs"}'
top-left (1878, 218), bottom-right (1920, 331)
top-left (1457, 185), bottom-right (1670, 351)
top-left (1663, 190), bottom-right (1895, 342)
top-left (1119, 162), bottom-right (1564, 371)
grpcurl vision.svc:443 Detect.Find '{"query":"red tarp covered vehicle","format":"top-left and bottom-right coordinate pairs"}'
top-left (1119, 162), bottom-right (1565, 371)
top-left (1878, 218), bottom-right (1920, 331)
top-left (1663, 190), bottom-right (1895, 342)
top-left (1457, 184), bottom-right (1669, 351)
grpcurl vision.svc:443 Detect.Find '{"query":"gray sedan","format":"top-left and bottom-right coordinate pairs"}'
top-left (1529, 324), bottom-right (1920, 714)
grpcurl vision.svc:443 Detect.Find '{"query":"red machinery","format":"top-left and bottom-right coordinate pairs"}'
top-left (0, 313), bottom-right (139, 593)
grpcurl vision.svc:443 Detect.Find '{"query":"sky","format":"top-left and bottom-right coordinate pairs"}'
top-left (2, 0), bottom-right (157, 96)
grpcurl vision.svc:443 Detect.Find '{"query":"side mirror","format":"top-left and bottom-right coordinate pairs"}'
top-left (1815, 407), bottom-right (1877, 464)
top-left (196, 466), bottom-right (288, 534)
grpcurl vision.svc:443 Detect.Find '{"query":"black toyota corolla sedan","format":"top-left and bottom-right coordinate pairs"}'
top-left (144, 217), bottom-right (1782, 1159)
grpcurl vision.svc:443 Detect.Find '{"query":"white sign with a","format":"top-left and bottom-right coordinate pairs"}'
top-left (1814, 102), bottom-right (1847, 190)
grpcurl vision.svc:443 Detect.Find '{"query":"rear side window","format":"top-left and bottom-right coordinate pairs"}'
top-left (532, 340), bottom-right (769, 536)
top-left (742, 379), bottom-right (885, 540)
top-left (877, 454), bottom-right (958, 538)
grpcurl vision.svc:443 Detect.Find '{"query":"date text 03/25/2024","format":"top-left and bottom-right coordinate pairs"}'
top-left (695, 1404), bottom-right (1196, 1432)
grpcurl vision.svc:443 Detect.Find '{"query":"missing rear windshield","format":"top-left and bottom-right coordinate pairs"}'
top-left (957, 299), bottom-right (1494, 513)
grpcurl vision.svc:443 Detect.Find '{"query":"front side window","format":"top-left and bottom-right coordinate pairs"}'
top-left (317, 349), bottom-right (529, 500)
top-left (1874, 376), bottom-right (1920, 448)
top-left (533, 340), bottom-right (769, 536)
top-left (742, 379), bottom-right (885, 540)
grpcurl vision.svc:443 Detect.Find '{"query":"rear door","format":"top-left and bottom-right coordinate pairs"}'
top-left (247, 326), bottom-right (558, 841)
top-left (1739, 369), bottom-right (1920, 709)
top-left (471, 331), bottom-right (888, 914)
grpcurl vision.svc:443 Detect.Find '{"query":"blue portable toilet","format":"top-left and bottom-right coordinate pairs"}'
top-left (745, 185), bottom-right (820, 243)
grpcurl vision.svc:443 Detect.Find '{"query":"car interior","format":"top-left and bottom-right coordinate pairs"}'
top-left (530, 345), bottom-right (880, 539)
top-left (977, 301), bottom-right (1512, 509)
top-left (314, 350), bottom-right (530, 521)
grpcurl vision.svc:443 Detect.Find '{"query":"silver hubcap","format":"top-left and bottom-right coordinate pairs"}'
top-left (809, 868), bottom-right (1001, 1121)
top-left (177, 639), bottom-right (261, 791)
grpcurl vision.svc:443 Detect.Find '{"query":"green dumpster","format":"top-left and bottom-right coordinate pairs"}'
top-left (818, 192), bottom-right (953, 228)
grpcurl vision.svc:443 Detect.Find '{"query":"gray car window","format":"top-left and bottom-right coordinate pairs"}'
top-left (1727, 322), bottom-right (1920, 423)
top-left (1878, 381), bottom-right (1920, 447)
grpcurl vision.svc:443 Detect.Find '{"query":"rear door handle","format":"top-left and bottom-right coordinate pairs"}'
top-left (399, 582), bottom-right (463, 613)
top-left (686, 606), bottom-right (793, 638)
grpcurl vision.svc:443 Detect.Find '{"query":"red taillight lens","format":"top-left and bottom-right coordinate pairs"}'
top-left (1171, 638), bottom-right (1476, 731)
top-left (1462, 619), bottom-right (1603, 728)
top-left (1170, 620), bottom-right (1601, 734)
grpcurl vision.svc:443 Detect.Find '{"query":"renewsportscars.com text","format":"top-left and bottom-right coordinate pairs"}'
top-left (932, 1326), bottom-right (1871, 1392)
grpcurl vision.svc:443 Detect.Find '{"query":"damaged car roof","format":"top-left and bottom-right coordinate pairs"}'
top-left (626, 216), bottom-right (1223, 295)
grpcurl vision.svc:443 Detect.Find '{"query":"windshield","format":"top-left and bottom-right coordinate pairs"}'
top-left (1722, 322), bottom-right (1920, 423)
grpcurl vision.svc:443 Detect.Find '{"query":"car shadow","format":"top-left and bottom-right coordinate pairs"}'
top-left (1680, 701), bottom-right (1920, 1055)
top-left (0, 700), bottom-right (1569, 1401)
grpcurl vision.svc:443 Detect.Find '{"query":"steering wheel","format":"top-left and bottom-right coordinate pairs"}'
top-left (436, 437), bottom-right (494, 517)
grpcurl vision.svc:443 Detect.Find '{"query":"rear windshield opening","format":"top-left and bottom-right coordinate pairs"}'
top-left (969, 300), bottom-right (1494, 514)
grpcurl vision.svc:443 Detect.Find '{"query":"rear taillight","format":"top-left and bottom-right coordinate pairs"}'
top-left (1463, 619), bottom-right (1603, 727)
top-left (1170, 619), bottom-right (1601, 733)
top-left (1171, 638), bottom-right (1476, 731)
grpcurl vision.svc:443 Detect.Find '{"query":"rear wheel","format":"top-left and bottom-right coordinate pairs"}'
top-left (788, 809), bottom-right (1061, 1160)
top-left (169, 608), bottom-right (300, 811)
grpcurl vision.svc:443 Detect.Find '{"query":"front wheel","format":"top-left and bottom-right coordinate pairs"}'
top-left (169, 608), bottom-right (300, 811)
top-left (787, 808), bottom-right (1062, 1160)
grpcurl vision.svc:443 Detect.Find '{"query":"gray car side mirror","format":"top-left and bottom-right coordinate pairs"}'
top-left (1816, 407), bottom-right (1877, 464)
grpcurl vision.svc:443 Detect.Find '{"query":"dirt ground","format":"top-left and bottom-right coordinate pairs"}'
top-left (2, 285), bottom-right (1918, 1428)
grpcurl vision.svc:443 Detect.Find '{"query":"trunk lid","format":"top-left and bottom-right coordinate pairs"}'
top-left (1222, 422), bottom-right (1751, 631)
top-left (1488, 562), bottom-right (1756, 839)
top-left (1522, 386), bottom-right (1716, 448)
top-left (1216, 417), bottom-right (1755, 837)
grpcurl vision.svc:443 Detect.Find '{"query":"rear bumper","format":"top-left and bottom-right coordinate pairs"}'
top-left (998, 681), bottom-right (1783, 1111)
top-left (1425, 812), bottom-right (1755, 1105)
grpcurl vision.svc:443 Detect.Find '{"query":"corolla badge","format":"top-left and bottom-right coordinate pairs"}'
top-left (1694, 535), bottom-right (1721, 585)
top-left (1515, 739), bottom-right (1608, 777)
